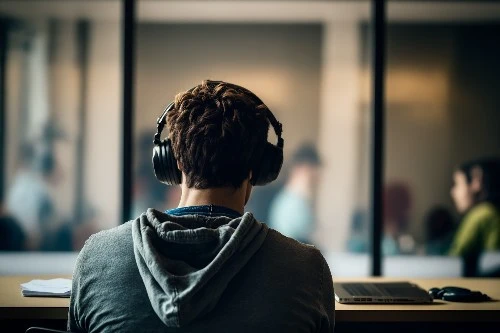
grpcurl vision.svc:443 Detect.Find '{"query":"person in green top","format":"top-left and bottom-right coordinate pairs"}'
top-left (449, 157), bottom-right (500, 275)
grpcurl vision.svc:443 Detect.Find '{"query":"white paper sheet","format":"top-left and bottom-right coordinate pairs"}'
top-left (20, 278), bottom-right (72, 297)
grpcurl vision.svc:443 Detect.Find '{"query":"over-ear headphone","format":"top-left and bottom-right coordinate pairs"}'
top-left (152, 81), bottom-right (284, 186)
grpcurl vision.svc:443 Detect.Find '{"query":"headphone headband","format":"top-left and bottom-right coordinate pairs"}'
top-left (153, 81), bottom-right (283, 148)
top-left (153, 102), bottom-right (174, 145)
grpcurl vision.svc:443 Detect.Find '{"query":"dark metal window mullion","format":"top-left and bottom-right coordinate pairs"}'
top-left (121, 0), bottom-right (136, 223)
top-left (0, 19), bottom-right (8, 202)
top-left (370, 0), bottom-right (386, 277)
top-left (75, 20), bottom-right (90, 225)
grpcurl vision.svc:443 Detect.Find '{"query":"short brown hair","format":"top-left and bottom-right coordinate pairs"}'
top-left (167, 80), bottom-right (270, 188)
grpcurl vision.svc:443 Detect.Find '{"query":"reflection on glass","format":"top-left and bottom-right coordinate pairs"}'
top-left (0, 1), bottom-right (121, 252)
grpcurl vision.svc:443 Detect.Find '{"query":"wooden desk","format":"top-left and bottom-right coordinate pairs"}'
top-left (334, 277), bottom-right (500, 323)
top-left (1, 276), bottom-right (499, 330)
top-left (0, 276), bottom-right (70, 320)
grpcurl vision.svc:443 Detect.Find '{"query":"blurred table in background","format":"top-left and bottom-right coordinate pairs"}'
top-left (325, 252), bottom-right (463, 277)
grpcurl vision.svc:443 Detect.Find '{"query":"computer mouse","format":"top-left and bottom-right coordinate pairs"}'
top-left (441, 286), bottom-right (472, 294)
top-left (442, 290), bottom-right (489, 302)
top-left (428, 287), bottom-right (441, 300)
top-left (429, 286), bottom-right (490, 302)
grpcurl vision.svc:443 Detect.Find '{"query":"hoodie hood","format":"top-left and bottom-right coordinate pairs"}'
top-left (132, 208), bottom-right (268, 328)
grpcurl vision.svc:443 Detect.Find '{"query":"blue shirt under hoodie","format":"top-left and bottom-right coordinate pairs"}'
top-left (68, 206), bottom-right (335, 333)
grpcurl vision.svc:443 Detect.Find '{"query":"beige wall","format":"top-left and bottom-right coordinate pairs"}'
top-left (383, 25), bottom-right (500, 242)
top-left (49, 20), bottom-right (79, 217)
top-left (5, 35), bottom-right (23, 188)
top-left (316, 21), bottom-right (368, 251)
top-left (83, 22), bottom-right (121, 228)
top-left (135, 23), bottom-right (323, 174)
top-left (384, 27), bottom-right (455, 241)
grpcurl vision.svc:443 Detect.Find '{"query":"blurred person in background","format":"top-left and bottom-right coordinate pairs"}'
top-left (268, 144), bottom-right (321, 244)
top-left (6, 118), bottom-right (70, 250)
top-left (1, 142), bottom-right (34, 250)
top-left (424, 206), bottom-right (456, 255)
top-left (245, 180), bottom-right (283, 223)
top-left (6, 144), bottom-right (64, 250)
top-left (346, 182), bottom-right (415, 255)
top-left (5, 142), bottom-right (43, 250)
top-left (6, 119), bottom-right (103, 251)
top-left (383, 182), bottom-right (415, 255)
top-left (449, 157), bottom-right (500, 275)
top-left (346, 209), bottom-right (369, 253)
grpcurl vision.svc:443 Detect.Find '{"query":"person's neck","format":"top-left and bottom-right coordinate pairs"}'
top-left (178, 184), bottom-right (246, 215)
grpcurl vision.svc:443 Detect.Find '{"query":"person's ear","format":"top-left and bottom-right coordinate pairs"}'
top-left (470, 166), bottom-right (483, 194)
top-left (176, 161), bottom-right (187, 186)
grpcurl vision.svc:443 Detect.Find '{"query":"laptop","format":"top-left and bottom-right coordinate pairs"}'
top-left (333, 282), bottom-right (433, 304)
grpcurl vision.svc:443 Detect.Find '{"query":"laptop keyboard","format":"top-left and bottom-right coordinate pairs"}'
top-left (343, 284), bottom-right (385, 297)
top-left (342, 282), bottom-right (427, 298)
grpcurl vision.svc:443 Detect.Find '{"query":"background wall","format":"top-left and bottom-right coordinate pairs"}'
top-left (382, 24), bottom-right (500, 243)
top-left (83, 21), bottom-right (121, 229)
top-left (4, 18), bottom-right (121, 232)
top-left (134, 23), bottom-right (323, 168)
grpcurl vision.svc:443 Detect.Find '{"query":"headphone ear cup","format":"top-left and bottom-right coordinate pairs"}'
top-left (152, 139), bottom-right (182, 185)
top-left (252, 143), bottom-right (283, 186)
top-left (267, 144), bottom-right (283, 183)
top-left (152, 144), bottom-right (167, 183)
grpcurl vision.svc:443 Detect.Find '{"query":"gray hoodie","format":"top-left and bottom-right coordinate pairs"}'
top-left (69, 209), bottom-right (334, 332)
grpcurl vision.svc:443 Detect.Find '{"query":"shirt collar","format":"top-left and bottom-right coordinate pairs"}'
top-left (165, 205), bottom-right (242, 219)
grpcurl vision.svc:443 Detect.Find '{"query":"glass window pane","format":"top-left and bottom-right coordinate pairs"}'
top-left (383, 1), bottom-right (500, 277)
top-left (135, 0), bottom-right (371, 277)
top-left (0, 1), bottom-right (121, 256)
